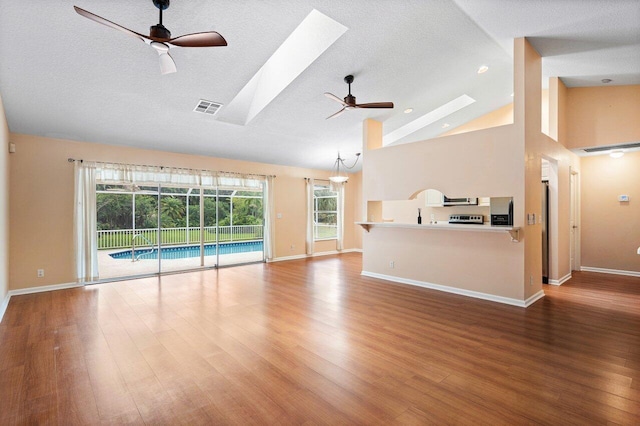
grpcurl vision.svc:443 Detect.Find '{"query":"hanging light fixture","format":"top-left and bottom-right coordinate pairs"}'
top-left (329, 153), bottom-right (361, 183)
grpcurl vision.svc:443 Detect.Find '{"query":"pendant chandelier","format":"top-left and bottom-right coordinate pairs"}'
top-left (329, 153), bottom-right (361, 183)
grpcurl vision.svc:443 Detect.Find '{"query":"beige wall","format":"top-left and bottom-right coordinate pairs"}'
top-left (556, 78), bottom-right (568, 147)
top-left (0, 94), bottom-right (9, 307)
top-left (8, 134), bottom-right (362, 291)
top-left (443, 103), bottom-right (513, 137)
top-left (580, 151), bottom-right (640, 272)
top-left (517, 39), bottom-right (580, 292)
top-left (349, 171), bottom-right (363, 249)
top-left (566, 85), bottom-right (640, 149)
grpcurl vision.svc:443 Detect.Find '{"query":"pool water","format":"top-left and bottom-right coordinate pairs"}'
top-left (109, 241), bottom-right (264, 260)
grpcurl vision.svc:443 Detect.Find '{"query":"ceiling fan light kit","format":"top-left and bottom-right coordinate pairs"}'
top-left (324, 75), bottom-right (394, 119)
top-left (74, 0), bottom-right (227, 75)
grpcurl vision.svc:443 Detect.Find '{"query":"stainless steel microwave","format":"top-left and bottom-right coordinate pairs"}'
top-left (443, 196), bottom-right (478, 206)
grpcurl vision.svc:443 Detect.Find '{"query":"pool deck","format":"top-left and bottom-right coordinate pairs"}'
top-left (98, 248), bottom-right (264, 280)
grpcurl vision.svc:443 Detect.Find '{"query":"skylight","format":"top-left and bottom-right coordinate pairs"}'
top-left (217, 9), bottom-right (347, 126)
top-left (383, 95), bottom-right (476, 146)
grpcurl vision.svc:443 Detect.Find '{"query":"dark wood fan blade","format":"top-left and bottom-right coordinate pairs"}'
top-left (74, 6), bottom-right (149, 42)
top-left (324, 92), bottom-right (348, 106)
top-left (168, 32), bottom-right (227, 47)
top-left (326, 107), bottom-right (346, 119)
top-left (355, 102), bottom-right (394, 109)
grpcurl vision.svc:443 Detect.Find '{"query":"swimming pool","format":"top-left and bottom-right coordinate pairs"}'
top-left (109, 241), bottom-right (264, 260)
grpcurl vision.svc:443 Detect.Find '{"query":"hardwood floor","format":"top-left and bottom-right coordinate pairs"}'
top-left (1, 253), bottom-right (639, 425)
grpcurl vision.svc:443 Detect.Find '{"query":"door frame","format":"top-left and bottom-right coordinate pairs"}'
top-left (570, 169), bottom-right (581, 271)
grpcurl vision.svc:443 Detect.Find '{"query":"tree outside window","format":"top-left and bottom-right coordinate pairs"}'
top-left (314, 185), bottom-right (337, 240)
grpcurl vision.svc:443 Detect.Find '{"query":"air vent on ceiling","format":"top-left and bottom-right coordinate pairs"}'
top-left (194, 100), bottom-right (223, 116)
top-left (583, 142), bottom-right (640, 153)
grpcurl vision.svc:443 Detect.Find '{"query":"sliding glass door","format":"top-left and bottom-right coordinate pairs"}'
top-left (159, 186), bottom-right (204, 273)
top-left (202, 189), bottom-right (219, 268)
top-left (96, 182), bottom-right (265, 280)
top-left (217, 188), bottom-right (265, 266)
top-left (96, 184), bottom-right (160, 280)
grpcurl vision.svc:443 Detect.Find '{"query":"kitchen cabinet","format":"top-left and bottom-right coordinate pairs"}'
top-left (425, 189), bottom-right (444, 207)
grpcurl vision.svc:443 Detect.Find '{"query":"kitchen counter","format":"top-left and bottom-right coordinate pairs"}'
top-left (356, 221), bottom-right (521, 242)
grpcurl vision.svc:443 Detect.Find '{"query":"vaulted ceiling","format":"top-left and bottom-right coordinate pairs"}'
top-left (1, 0), bottom-right (638, 171)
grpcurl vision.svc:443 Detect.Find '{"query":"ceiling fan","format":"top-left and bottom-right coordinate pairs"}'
top-left (324, 75), bottom-right (394, 119)
top-left (74, 0), bottom-right (227, 75)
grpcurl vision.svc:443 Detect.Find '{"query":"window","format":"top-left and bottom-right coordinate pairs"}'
top-left (313, 184), bottom-right (337, 240)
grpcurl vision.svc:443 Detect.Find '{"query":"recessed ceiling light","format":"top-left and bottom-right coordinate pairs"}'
top-left (477, 65), bottom-right (489, 74)
top-left (404, 108), bottom-right (413, 114)
top-left (442, 123), bottom-right (450, 128)
top-left (610, 149), bottom-right (624, 158)
top-left (601, 78), bottom-right (613, 84)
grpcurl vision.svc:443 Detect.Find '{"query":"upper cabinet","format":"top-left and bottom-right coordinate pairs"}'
top-left (425, 189), bottom-right (444, 207)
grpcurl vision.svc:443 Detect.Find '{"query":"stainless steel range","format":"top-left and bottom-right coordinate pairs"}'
top-left (448, 214), bottom-right (484, 224)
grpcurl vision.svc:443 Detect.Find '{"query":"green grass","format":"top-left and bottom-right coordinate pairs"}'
top-left (315, 226), bottom-right (337, 240)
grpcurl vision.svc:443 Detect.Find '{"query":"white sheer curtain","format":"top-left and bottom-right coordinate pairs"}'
top-left (305, 178), bottom-right (315, 255)
top-left (74, 161), bottom-right (98, 283)
top-left (335, 182), bottom-right (345, 251)
top-left (263, 176), bottom-right (275, 260)
top-left (96, 163), bottom-right (264, 189)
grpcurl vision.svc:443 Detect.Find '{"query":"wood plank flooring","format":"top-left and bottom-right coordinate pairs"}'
top-left (1, 253), bottom-right (639, 424)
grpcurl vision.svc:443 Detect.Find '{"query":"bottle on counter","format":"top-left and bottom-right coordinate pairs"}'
top-left (418, 208), bottom-right (422, 224)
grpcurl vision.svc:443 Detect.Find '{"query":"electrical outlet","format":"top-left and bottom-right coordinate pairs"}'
top-left (37, 269), bottom-right (45, 278)
top-left (389, 261), bottom-right (395, 269)
top-left (529, 275), bottom-right (533, 286)
top-left (290, 244), bottom-right (295, 251)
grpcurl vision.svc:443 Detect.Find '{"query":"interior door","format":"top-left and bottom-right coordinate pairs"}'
top-left (541, 181), bottom-right (549, 283)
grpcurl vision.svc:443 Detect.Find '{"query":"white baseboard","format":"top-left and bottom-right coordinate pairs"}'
top-left (0, 282), bottom-right (82, 324)
top-left (361, 271), bottom-right (544, 308)
top-left (580, 266), bottom-right (640, 278)
top-left (8, 282), bottom-right (82, 297)
top-left (0, 292), bottom-right (10, 324)
top-left (548, 273), bottom-right (572, 286)
top-left (268, 254), bottom-right (308, 262)
top-left (269, 248), bottom-right (361, 263)
top-left (525, 290), bottom-right (546, 306)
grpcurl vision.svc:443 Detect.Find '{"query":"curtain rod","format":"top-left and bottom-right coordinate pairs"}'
top-left (68, 158), bottom-right (275, 179)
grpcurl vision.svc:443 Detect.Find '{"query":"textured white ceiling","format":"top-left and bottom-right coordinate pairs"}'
top-left (0, 0), bottom-right (638, 171)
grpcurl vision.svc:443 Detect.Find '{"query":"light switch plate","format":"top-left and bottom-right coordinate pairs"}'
top-left (618, 195), bottom-right (630, 202)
